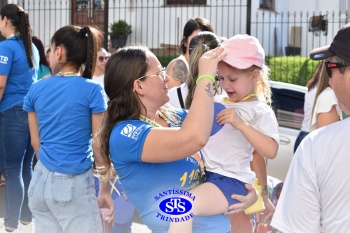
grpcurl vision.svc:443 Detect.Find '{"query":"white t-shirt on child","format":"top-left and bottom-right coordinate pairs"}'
top-left (201, 95), bottom-right (280, 184)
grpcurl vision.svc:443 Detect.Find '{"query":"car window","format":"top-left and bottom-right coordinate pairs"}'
top-left (271, 87), bottom-right (305, 130)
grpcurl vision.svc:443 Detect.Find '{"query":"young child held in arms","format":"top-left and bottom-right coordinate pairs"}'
top-left (168, 34), bottom-right (279, 233)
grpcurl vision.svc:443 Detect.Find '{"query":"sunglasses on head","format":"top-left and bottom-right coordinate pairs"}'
top-left (324, 61), bottom-right (350, 78)
top-left (98, 56), bottom-right (109, 62)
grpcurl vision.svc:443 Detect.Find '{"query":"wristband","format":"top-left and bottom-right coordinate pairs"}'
top-left (196, 75), bottom-right (215, 84)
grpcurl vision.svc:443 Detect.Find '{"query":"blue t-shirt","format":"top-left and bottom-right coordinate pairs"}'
top-left (0, 36), bottom-right (39, 112)
top-left (110, 110), bottom-right (230, 233)
top-left (23, 76), bottom-right (107, 175)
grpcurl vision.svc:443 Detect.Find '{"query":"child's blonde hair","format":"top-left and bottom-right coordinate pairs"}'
top-left (256, 64), bottom-right (272, 105)
top-left (220, 34), bottom-right (271, 105)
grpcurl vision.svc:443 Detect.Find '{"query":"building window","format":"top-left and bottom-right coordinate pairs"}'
top-left (166, 0), bottom-right (207, 5)
top-left (76, 0), bottom-right (104, 11)
top-left (94, 0), bottom-right (104, 11)
top-left (271, 87), bottom-right (304, 130)
top-left (76, 0), bottom-right (88, 11)
top-left (259, 0), bottom-right (275, 11)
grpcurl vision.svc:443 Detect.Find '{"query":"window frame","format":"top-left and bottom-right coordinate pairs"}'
top-left (271, 87), bottom-right (305, 130)
top-left (259, 0), bottom-right (275, 11)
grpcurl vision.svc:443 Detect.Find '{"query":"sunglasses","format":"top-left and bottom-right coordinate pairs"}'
top-left (324, 61), bottom-right (350, 78)
top-left (98, 56), bottom-right (110, 62)
top-left (138, 67), bottom-right (166, 80)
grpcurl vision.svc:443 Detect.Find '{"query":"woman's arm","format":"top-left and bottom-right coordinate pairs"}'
top-left (92, 112), bottom-right (115, 224)
top-left (0, 74), bottom-right (8, 101)
top-left (166, 58), bottom-right (188, 89)
top-left (92, 112), bottom-right (105, 168)
top-left (316, 105), bottom-right (341, 129)
top-left (142, 47), bottom-right (226, 163)
top-left (28, 112), bottom-right (40, 159)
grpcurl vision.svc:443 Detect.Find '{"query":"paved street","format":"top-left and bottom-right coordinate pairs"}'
top-left (0, 187), bottom-right (151, 233)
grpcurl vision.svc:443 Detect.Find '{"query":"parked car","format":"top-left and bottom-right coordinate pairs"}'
top-left (267, 81), bottom-right (307, 181)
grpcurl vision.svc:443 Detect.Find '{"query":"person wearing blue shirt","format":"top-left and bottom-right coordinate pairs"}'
top-left (0, 4), bottom-right (39, 232)
top-left (23, 25), bottom-right (114, 233)
top-left (32, 36), bottom-right (51, 80)
top-left (98, 46), bottom-right (258, 233)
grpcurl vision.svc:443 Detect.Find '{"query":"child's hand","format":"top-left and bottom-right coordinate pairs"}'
top-left (216, 108), bottom-right (246, 130)
top-left (261, 198), bottom-right (275, 224)
top-left (255, 198), bottom-right (275, 226)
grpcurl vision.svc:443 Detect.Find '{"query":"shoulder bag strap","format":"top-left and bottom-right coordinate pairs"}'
top-left (177, 86), bottom-right (185, 109)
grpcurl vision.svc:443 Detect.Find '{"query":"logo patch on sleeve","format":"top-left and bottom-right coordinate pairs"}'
top-left (120, 124), bottom-right (145, 140)
top-left (121, 124), bottom-right (137, 138)
top-left (0, 56), bottom-right (9, 64)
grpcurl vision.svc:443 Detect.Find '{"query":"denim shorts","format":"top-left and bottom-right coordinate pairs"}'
top-left (205, 171), bottom-right (248, 206)
top-left (28, 160), bottom-right (103, 233)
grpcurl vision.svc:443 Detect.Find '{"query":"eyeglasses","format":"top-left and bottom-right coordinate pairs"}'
top-left (138, 67), bottom-right (166, 80)
top-left (98, 56), bottom-right (110, 62)
top-left (324, 61), bottom-right (350, 78)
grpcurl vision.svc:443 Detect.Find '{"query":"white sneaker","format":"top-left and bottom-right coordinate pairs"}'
top-left (0, 228), bottom-right (18, 233)
top-left (18, 222), bottom-right (32, 233)
top-left (0, 219), bottom-right (18, 233)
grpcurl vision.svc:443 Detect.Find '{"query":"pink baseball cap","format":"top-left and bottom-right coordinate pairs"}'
top-left (221, 34), bottom-right (265, 69)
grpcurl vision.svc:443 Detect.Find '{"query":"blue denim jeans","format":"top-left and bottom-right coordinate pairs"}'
top-left (0, 103), bottom-right (34, 228)
top-left (29, 160), bottom-right (103, 233)
top-left (293, 130), bottom-right (309, 153)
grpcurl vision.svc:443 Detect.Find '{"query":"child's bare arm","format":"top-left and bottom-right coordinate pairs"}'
top-left (216, 108), bottom-right (278, 159)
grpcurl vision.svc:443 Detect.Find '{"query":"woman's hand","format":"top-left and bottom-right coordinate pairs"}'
top-left (98, 180), bottom-right (115, 224)
top-left (198, 47), bottom-right (227, 78)
top-left (225, 183), bottom-right (258, 215)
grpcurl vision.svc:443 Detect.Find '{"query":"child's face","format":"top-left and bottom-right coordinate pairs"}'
top-left (217, 62), bottom-right (257, 102)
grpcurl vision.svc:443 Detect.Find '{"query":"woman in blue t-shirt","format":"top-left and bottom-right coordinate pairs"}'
top-left (0, 4), bottom-right (39, 232)
top-left (98, 46), bottom-right (258, 233)
top-left (23, 25), bottom-right (114, 233)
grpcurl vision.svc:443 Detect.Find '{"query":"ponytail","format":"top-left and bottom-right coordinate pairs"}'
top-left (18, 10), bottom-right (34, 68)
top-left (185, 32), bottom-right (221, 109)
top-left (80, 26), bottom-right (98, 79)
top-left (51, 25), bottom-right (103, 78)
top-left (1, 4), bottom-right (34, 68)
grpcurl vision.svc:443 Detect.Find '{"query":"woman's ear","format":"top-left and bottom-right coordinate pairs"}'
top-left (133, 79), bottom-right (145, 97)
top-left (2, 16), bottom-right (7, 27)
top-left (55, 46), bottom-right (63, 60)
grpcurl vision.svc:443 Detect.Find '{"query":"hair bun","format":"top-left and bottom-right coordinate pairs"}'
top-left (79, 26), bottom-right (89, 37)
